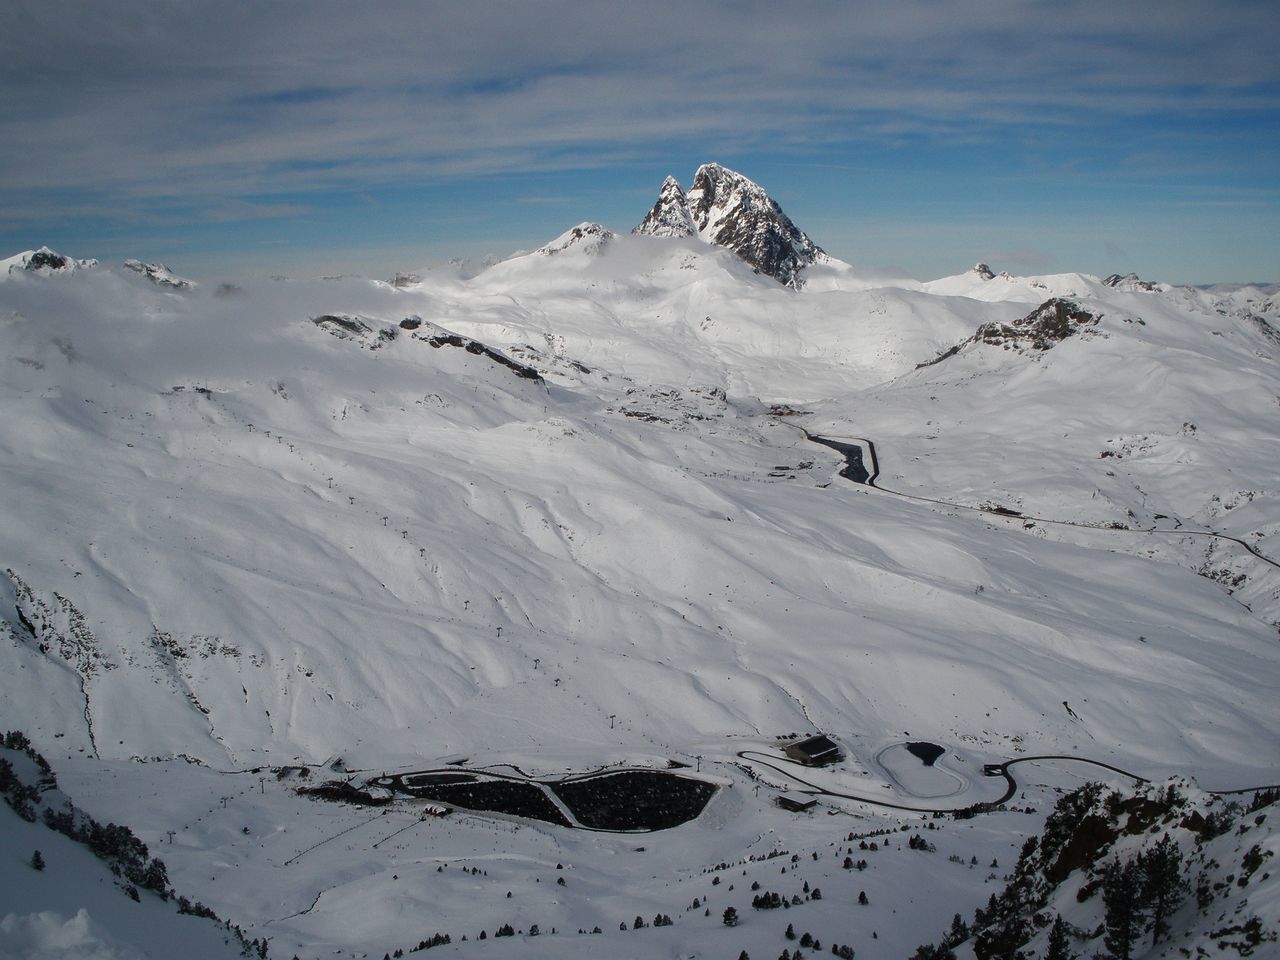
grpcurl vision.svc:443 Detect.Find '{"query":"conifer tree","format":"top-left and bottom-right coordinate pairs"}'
top-left (1102, 858), bottom-right (1145, 960)
top-left (1139, 834), bottom-right (1187, 946)
top-left (1045, 914), bottom-right (1073, 960)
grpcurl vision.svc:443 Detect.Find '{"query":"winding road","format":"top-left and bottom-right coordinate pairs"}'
top-left (763, 427), bottom-right (1279, 814)
top-left (801, 429), bottom-right (1278, 572)
top-left (737, 749), bottom-right (1280, 817)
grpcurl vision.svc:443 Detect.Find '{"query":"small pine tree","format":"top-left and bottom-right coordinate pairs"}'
top-left (858, 890), bottom-right (868, 905)
top-left (31, 850), bottom-right (45, 871)
top-left (723, 906), bottom-right (739, 927)
top-left (944, 913), bottom-right (968, 947)
top-left (1045, 914), bottom-right (1073, 960)
top-left (738, 952), bottom-right (750, 960)
top-left (786, 922), bottom-right (797, 939)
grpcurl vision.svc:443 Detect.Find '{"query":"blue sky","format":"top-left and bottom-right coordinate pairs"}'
top-left (2, 0), bottom-right (1277, 284)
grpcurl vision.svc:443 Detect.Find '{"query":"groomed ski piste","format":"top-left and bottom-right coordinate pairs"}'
top-left (2, 170), bottom-right (1279, 958)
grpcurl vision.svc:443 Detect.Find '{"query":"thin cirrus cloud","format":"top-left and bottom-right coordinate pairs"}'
top-left (0, 0), bottom-right (1276, 279)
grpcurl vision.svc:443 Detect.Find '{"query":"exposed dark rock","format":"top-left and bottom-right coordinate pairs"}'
top-left (917, 298), bottom-right (1102, 368)
top-left (974, 298), bottom-right (1101, 352)
top-left (1102, 272), bottom-right (1155, 292)
top-left (423, 331), bottom-right (544, 382)
top-left (312, 314), bottom-right (373, 339)
top-left (634, 176), bottom-right (696, 238)
top-left (686, 163), bottom-right (824, 289)
top-left (26, 249), bottom-right (69, 271)
top-left (915, 342), bottom-right (963, 369)
top-left (972, 262), bottom-right (996, 280)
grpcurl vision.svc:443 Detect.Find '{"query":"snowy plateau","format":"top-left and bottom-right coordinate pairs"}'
top-left (1, 166), bottom-right (1279, 960)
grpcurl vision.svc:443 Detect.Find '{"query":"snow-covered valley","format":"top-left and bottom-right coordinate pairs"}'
top-left (2, 168), bottom-right (1278, 959)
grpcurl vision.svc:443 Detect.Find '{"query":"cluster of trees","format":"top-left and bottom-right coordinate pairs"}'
top-left (4, 732), bottom-right (168, 897)
top-left (629, 914), bottom-right (673, 928)
top-left (909, 781), bottom-right (1212, 960)
top-left (41, 804), bottom-right (170, 897)
top-left (4, 730), bottom-right (266, 958)
top-left (0, 757), bottom-right (41, 821)
top-left (752, 890), bottom-right (788, 909)
top-left (1, 730), bottom-right (56, 822)
top-left (406, 932), bottom-right (452, 952)
top-left (1101, 835), bottom-right (1188, 959)
top-left (909, 915), bottom-right (976, 960)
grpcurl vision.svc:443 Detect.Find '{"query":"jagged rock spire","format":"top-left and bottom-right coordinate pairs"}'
top-left (634, 176), bottom-right (696, 238)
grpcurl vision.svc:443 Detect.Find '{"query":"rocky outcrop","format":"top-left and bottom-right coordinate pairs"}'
top-left (973, 298), bottom-right (1101, 351)
top-left (918, 298), bottom-right (1102, 367)
top-left (1102, 272), bottom-right (1156, 292)
top-left (972, 262), bottom-right (996, 280)
top-left (312, 314), bottom-right (543, 382)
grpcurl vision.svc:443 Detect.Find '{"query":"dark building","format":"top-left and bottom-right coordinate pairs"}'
top-left (776, 792), bottom-right (818, 812)
top-left (784, 734), bottom-right (842, 766)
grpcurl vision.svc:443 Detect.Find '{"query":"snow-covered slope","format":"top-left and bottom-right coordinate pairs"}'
top-left (1, 227), bottom-right (1277, 959)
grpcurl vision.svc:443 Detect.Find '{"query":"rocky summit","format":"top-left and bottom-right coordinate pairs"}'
top-left (634, 163), bottom-right (825, 288)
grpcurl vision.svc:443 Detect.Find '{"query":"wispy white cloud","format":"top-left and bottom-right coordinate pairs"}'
top-left (1, 0), bottom-right (1276, 215)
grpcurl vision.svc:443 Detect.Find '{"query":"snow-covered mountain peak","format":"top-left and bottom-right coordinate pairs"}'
top-left (123, 258), bottom-right (195, 289)
top-left (685, 163), bottom-right (825, 289)
top-left (633, 175), bottom-right (696, 239)
top-left (972, 262), bottom-right (996, 280)
top-left (630, 164), bottom-right (827, 289)
top-left (538, 221), bottom-right (615, 256)
top-left (2, 246), bottom-right (98, 277)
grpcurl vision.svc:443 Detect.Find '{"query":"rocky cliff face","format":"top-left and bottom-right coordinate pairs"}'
top-left (633, 164), bottom-right (825, 288)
